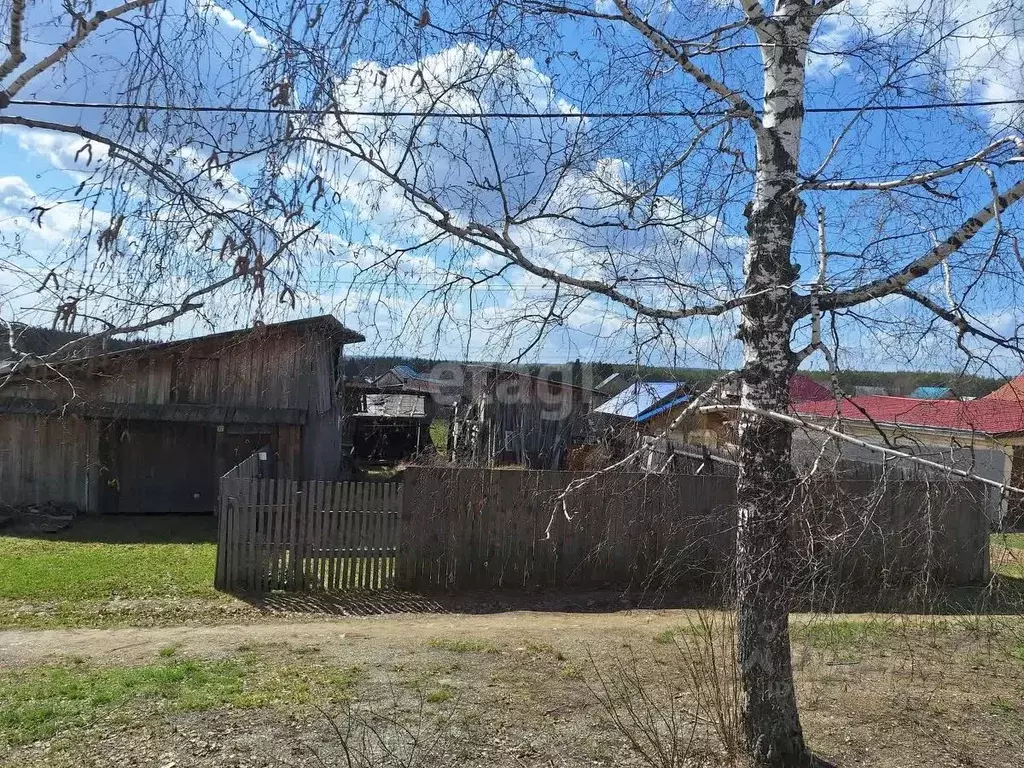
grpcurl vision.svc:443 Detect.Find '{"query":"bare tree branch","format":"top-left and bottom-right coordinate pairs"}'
top-left (1, 0), bottom-right (155, 102)
top-left (700, 404), bottom-right (1024, 496)
top-left (815, 176), bottom-right (1024, 311)
top-left (0, 0), bottom-right (26, 82)
top-left (610, 0), bottom-right (763, 130)
top-left (802, 136), bottom-right (1024, 192)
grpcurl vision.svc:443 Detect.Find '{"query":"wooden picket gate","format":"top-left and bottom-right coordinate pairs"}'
top-left (215, 478), bottom-right (402, 594)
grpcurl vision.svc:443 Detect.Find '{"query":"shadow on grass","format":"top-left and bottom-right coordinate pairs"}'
top-left (1, 514), bottom-right (217, 545)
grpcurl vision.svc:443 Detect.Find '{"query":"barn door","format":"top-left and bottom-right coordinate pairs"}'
top-left (109, 421), bottom-right (218, 514)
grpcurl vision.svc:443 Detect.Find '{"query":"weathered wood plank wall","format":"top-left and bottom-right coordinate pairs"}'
top-left (0, 413), bottom-right (96, 510)
top-left (215, 469), bottom-right (990, 596)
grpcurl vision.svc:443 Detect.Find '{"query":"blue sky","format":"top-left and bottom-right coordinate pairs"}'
top-left (2, 0), bottom-right (1023, 376)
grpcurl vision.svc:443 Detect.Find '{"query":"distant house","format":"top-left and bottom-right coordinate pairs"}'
top-left (0, 315), bottom-right (364, 514)
top-left (982, 376), bottom-right (1024, 403)
top-left (373, 364), bottom-right (448, 397)
top-left (789, 374), bottom-right (833, 402)
top-left (909, 385), bottom-right (956, 399)
top-left (793, 384), bottom-right (1024, 526)
top-left (686, 374), bottom-right (833, 450)
top-left (593, 374), bottom-right (833, 451)
top-left (594, 381), bottom-right (688, 421)
top-left (594, 372), bottom-right (627, 396)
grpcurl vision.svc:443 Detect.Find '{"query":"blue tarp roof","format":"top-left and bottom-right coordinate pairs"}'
top-left (392, 364), bottom-right (442, 383)
top-left (594, 381), bottom-right (684, 420)
top-left (634, 394), bottom-right (692, 423)
top-left (910, 386), bottom-right (954, 399)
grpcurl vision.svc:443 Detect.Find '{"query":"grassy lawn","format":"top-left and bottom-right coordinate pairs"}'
top-left (0, 614), bottom-right (1022, 766)
top-left (0, 648), bottom-right (359, 748)
top-left (0, 531), bottom-right (216, 602)
top-left (0, 516), bottom-right (245, 628)
top-left (2, 521), bottom-right (1024, 628)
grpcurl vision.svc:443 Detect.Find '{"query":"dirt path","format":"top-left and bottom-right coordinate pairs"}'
top-left (0, 609), bottom-right (692, 666)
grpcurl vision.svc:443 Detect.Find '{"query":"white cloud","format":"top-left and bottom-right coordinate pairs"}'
top-left (4, 127), bottom-right (109, 169)
top-left (0, 175), bottom-right (108, 245)
top-left (815, 0), bottom-right (1024, 125)
top-left (193, 0), bottom-right (271, 48)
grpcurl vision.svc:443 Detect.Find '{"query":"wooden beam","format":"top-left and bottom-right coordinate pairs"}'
top-left (0, 397), bottom-right (307, 425)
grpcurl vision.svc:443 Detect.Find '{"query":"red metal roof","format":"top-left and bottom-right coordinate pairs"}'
top-left (982, 375), bottom-right (1024, 404)
top-left (794, 395), bottom-right (1024, 436)
top-left (789, 374), bottom-right (832, 403)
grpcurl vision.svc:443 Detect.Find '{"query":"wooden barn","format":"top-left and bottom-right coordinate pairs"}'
top-left (449, 365), bottom-right (600, 469)
top-left (0, 315), bottom-right (363, 514)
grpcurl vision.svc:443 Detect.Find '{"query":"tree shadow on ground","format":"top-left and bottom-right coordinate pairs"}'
top-left (230, 572), bottom-right (1024, 618)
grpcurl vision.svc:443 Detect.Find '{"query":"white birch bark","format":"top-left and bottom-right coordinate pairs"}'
top-left (735, 4), bottom-right (813, 765)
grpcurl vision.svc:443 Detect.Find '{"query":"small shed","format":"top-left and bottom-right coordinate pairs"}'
top-left (348, 390), bottom-right (435, 464)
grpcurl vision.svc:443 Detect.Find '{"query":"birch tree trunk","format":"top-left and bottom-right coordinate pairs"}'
top-left (736, 7), bottom-right (811, 766)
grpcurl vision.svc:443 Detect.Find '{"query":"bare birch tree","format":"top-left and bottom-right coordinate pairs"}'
top-left (4, 1), bottom-right (1024, 766)
top-left (0, 0), bottom-right (317, 367)
top-left (245, 2), bottom-right (1024, 765)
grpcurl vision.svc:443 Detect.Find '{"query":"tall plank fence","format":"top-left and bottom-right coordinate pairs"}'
top-left (215, 479), bottom-right (401, 593)
top-left (216, 468), bottom-right (990, 595)
top-left (397, 468), bottom-right (989, 592)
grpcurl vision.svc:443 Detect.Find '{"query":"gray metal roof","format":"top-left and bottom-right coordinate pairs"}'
top-left (360, 393), bottom-right (428, 418)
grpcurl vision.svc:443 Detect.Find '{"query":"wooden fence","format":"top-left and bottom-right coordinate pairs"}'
top-left (222, 445), bottom-right (273, 480)
top-left (215, 479), bottom-right (402, 593)
top-left (215, 468), bottom-right (990, 596)
top-left (397, 468), bottom-right (989, 592)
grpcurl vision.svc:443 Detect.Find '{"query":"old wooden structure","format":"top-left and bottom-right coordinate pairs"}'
top-left (398, 468), bottom-right (989, 592)
top-left (0, 315), bottom-right (363, 514)
top-left (216, 478), bottom-right (401, 593)
top-left (449, 365), bottom-right (600, 469)
top-left (215, 467), bottom-right (990, 596)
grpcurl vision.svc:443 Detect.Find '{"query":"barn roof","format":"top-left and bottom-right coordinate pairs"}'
top-left (0, 315), bottom-right (364, 374)
top-left (794, 395), bottom-right (1024, 437)
top-left (116, 314), bottom-right (366, 355)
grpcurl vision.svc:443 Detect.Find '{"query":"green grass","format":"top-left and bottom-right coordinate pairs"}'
top-left (427, 638), bottom-right (498, 654)
top-left (791, 618), bottom-right (916, 649)
top-left (0, 652), bottom-right (360, 746)
top-left (0, 517), bottom-right (217, 602)
top-left (429, 419), bottom-right (449, 452)
top-left (653, 629), bottom-right (677, 645)
top-left (994, 532), bottom-right (1024, 551)
top-left (425, 685), bottom-right (456, 703)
